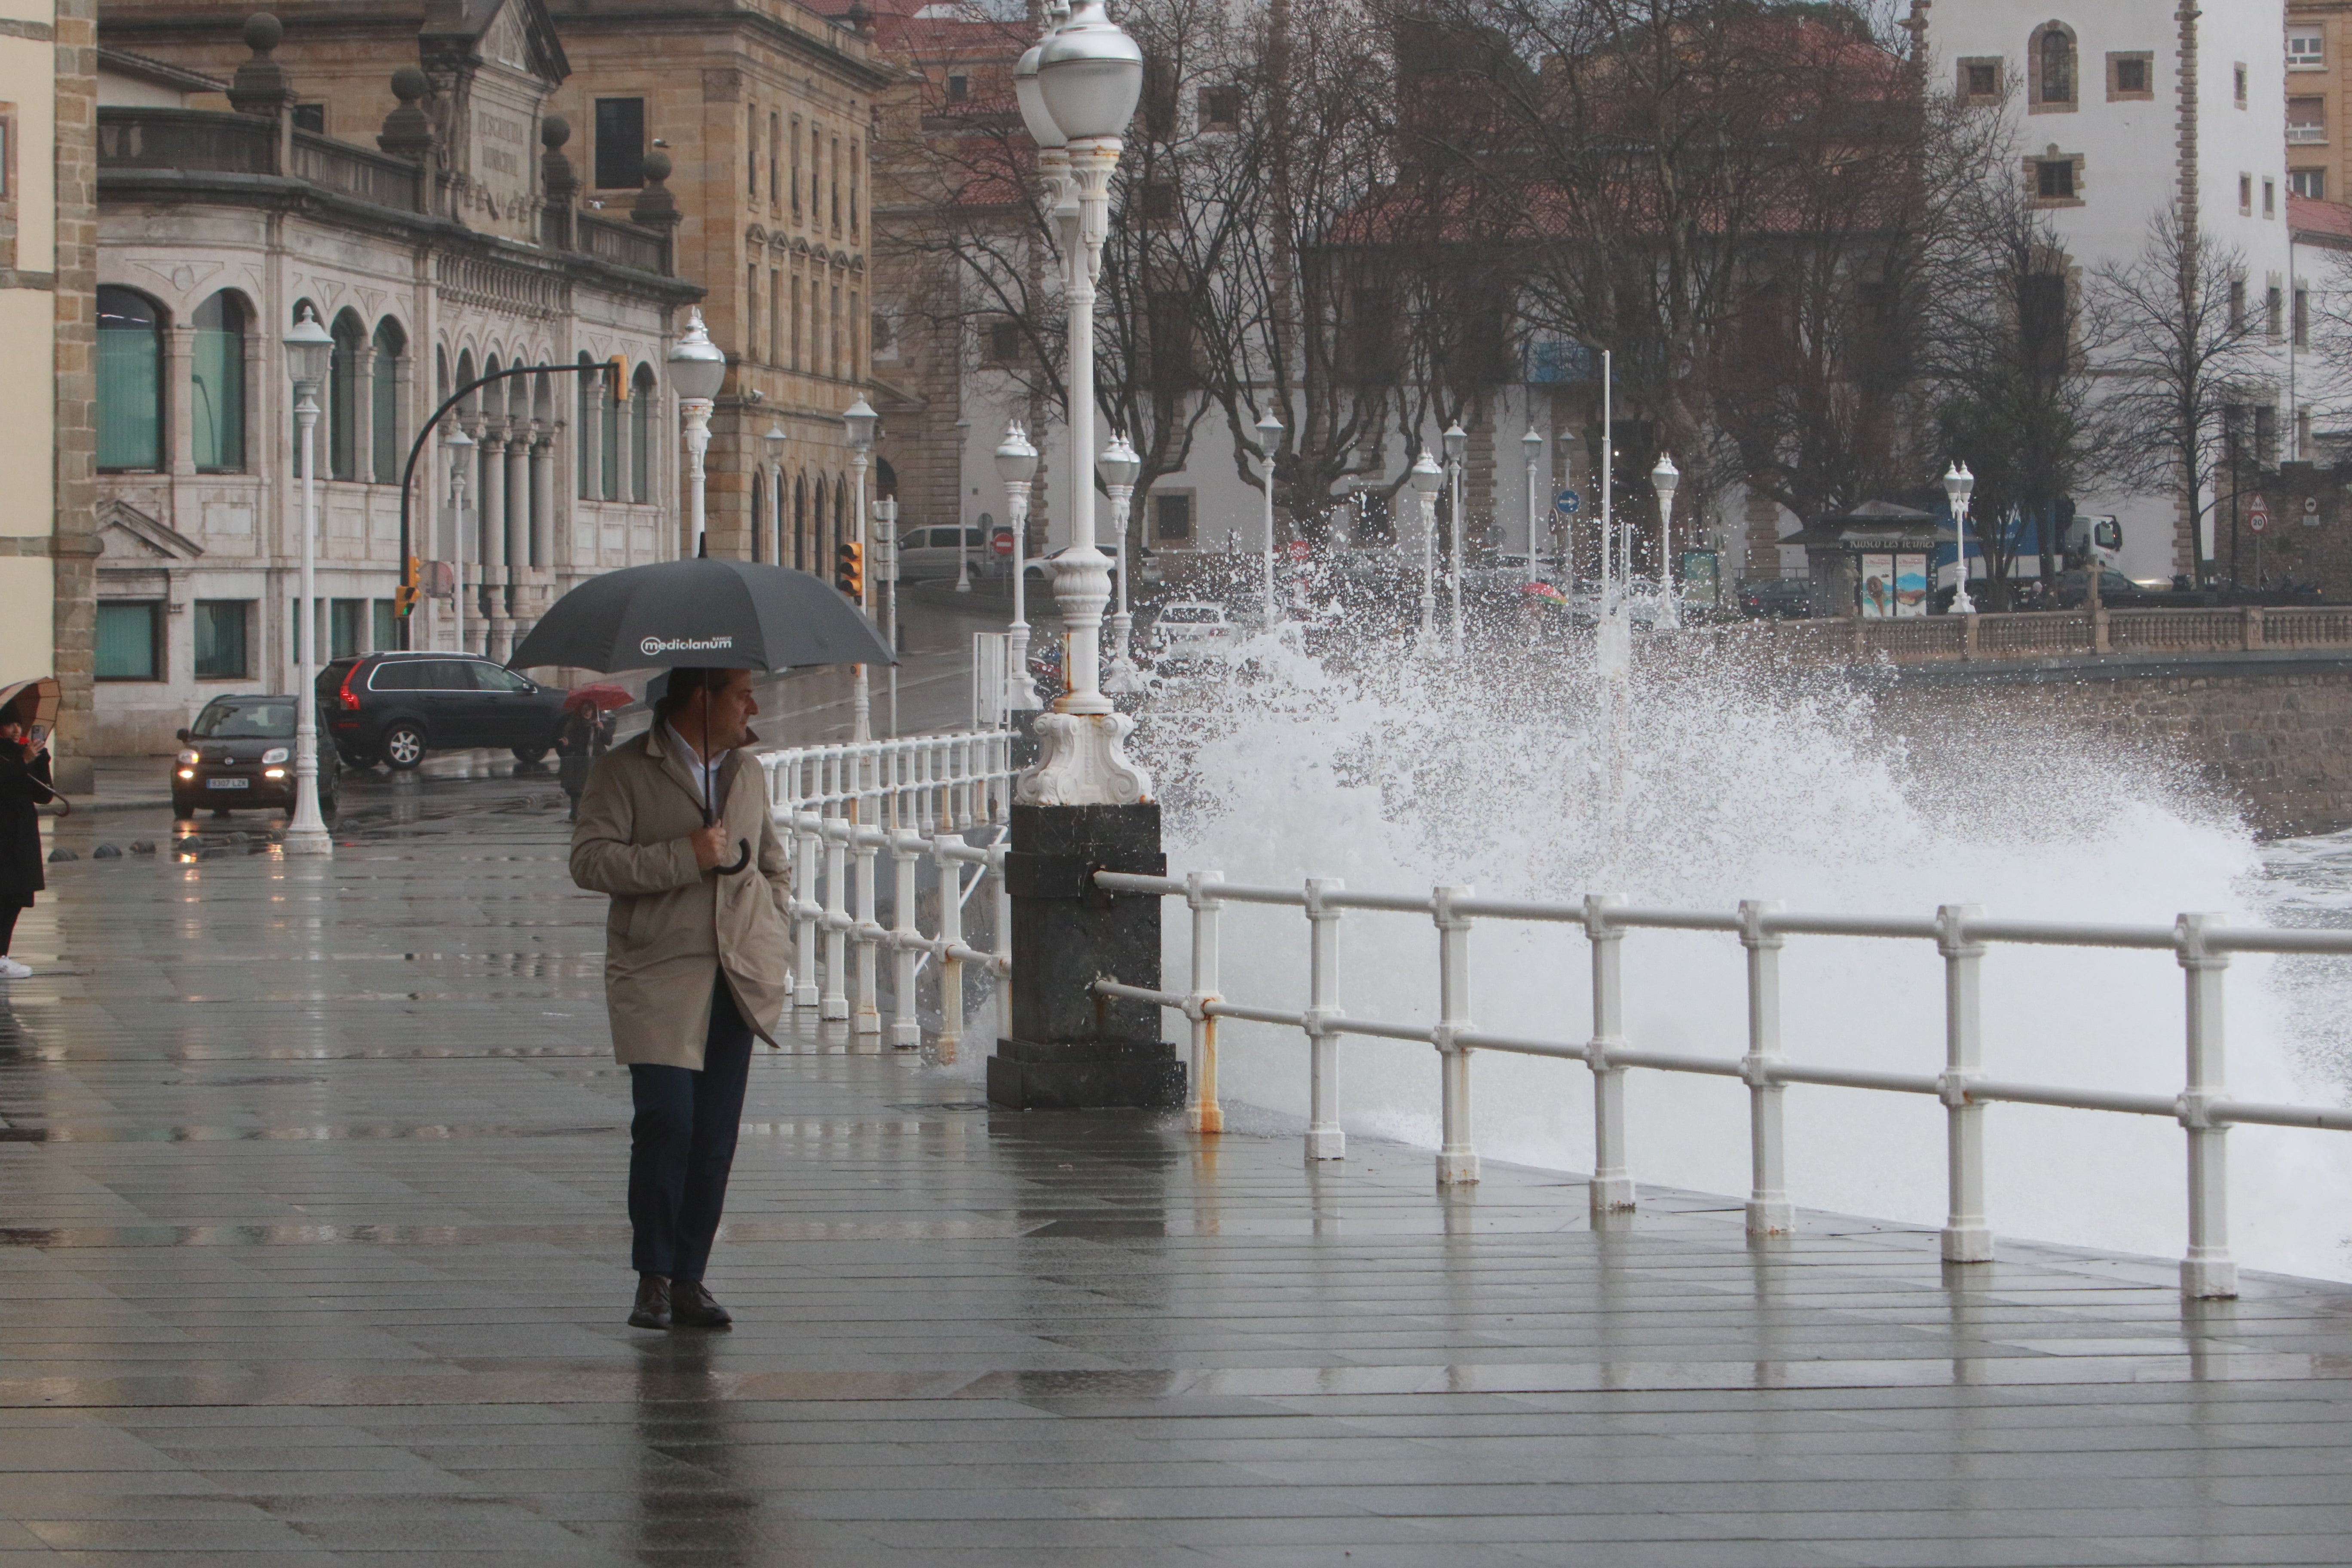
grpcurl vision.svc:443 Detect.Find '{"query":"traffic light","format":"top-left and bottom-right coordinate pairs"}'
top-left (834, 539), bottom-right (864, 600)
top-left (393, 556), bottom-right (421, 618)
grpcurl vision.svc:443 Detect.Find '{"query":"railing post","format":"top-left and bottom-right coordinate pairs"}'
top-left (792, 812), bottom-right (821, 1010)
top-left (820, 821), bottom-right (850, 1022)
top-left (852, 823), bottom-right (882, 1037)
top-left (1937, 903), bottom-right (1992, 1264)
top-left (1303, 877), bottom-right (1345, 1160)
top-left (932, 833), bottom-right (965, 1065)
top-left (1433, 884), bottom-right (1478, 1186)
top-left (1738, 898), bottom-right (1791, 1235)
top-left (1185, 870), bottom-right (1224, 1134)
top-left (2177, 913), bottom-right (2240, 1299)
top-left (888, 829), bottom-right (922, 1050)
top-left (1584, 893), bottom-right (1634, 1211)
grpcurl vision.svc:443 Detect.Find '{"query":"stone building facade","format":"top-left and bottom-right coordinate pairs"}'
top-left (91, 3), bottom-right (697, 756)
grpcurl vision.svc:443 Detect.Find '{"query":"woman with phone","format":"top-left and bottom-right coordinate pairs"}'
top-left (0, 696), bottom-right (60, 979)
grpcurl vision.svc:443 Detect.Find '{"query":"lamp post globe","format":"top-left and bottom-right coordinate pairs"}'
top-left (281, 304), bottom-right (336, 858)
top-left (1943, 460), bottom-right (1977, 615)
top-left (1015, 42), bottom-right (1069, 151)
top-left (1410, 451), bottom-right (1443, 646)
top-left (1035, 0), bottom-right (1144, 141)
top-left (1649, 452), bottom-right (1680, 629)
top-left (995, 422), bottom-right (1043, 712)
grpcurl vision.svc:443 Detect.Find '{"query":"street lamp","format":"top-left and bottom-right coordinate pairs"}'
top-left (1650, 452), bottom-right (1680, 630)
top-left (876, 493), bottom-right (900, 735)
top-left (443, 424), bottom-right (473, 654)
top-left (1099, 433), bottom-right (1143, 693)
top-left (1255, 409), bottom-right (1283, 628)
top-left (1017, 0), bottom-right (1153, 808)
top-left (666, 307), bottom-right (727, 560)
top-left (1443, 421), bottom-right (1467, 655)
top-left (995, 421), bottom-right (1044, 712)
top-left (764, 422), bottom-right (787, 566)
top-left (280, 305), bottom-right (335, 857)
top-left (1410, 451), bottom-right (1442, 647)
top-left (953, 416), bottom-right (974, 592)
top-left (843, 395), bottom-right (878, 741)
top-left (1522, 427), bottom-right (1544, 584)
top-left (1943, 460), bottom-right (1977, 615)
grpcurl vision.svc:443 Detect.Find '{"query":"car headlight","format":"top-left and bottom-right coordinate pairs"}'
top-left (177, 750), bottom-right (199, 766)
top-left (261, 747), bottom-right (290, 765)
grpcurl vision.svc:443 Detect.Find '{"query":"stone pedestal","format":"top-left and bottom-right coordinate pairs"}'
top-left (987, 802), bottom-right (1184, 1110)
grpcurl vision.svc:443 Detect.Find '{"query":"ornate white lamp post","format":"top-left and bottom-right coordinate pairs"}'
top-left (1650, 452), bottom-right (1681, 630)
top-left (1943, 460), bottom-right (1977, 615)
top-left (953, 416), bottom-right (974, 592)
top-left (1013, 0), bottom-right (1152, 807)
top-left (281, 306), bottom-right (336, 855)
top-left (1410, 451), bottom-right (1442, 647)
top-left (996, 422), bottom-right (1044, 712)
top-left (667, 308), bottom-right (726, 560)
top-left (842, 395), bottom-right (878, 741)
top-left (1443, 422), bottom-right (1467, 654)
top-left (876, 493), bottom-right (900, 735)
top-left (1254, 409), bottom-right (1283, 628)
top-left (442, 423), bottom-right (472, 654)
top-left (1099, 433), bottom-right (1144, 693)
top-left (764, 422), bottom-right (787, 566)
top-left (1522, 428), bottom-right (1544, 583)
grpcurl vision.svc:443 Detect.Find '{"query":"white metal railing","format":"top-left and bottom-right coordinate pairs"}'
top-left (1090, 870), bottom-right (2352, 1301)
top-left (760, 732), bottom-right (1019, 1058)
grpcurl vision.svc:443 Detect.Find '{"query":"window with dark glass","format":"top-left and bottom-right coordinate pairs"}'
top-left (328, 310), bottom-right (364, 481)
top-left (371, 599), bottom-right (395, 652)
top-left (1155, 493), bottom-right (1193, 541)
top-left (2036, 158), bottom-right (2075, 200)
top-left (97, 287), bottom-right (162, 471)
top-left (95, 601), bottom-right (162, 681)
top-left (291, 102), bottom-right (325, 133)
top-left (594, 97), bottom-right (646, 188)
top-left (193, 600), bottom-right (251, 679)
top-left (191, 291), bottom-right (245, 473)
top-left (946, 74), bottom-right (968, 103)
top-left (987, 320), bottom-right (1021, 363)
top-left (1964, 61), bottom-right (1998, 98)
top-left (1200, 86), bottom-right (1243, 131)
top-left (600, 370), bottom-right (621, 500)
top-left (371, 319), bottom-right (404, 483)
top-left (2039, 28), bottom-right (2074, 103)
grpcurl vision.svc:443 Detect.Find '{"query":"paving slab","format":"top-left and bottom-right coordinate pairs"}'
top-left (0, 791), bottom-right (2348, 1565)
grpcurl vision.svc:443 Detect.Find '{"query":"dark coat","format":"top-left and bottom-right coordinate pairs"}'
top-left (0, 750), bottom-right (55, 907)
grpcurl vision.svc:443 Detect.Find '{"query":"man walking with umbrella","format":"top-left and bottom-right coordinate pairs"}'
top-left (570, 666), bottom-right (792, 1330)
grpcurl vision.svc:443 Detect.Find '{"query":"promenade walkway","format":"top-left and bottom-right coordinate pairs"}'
top-left (0, 794), bottom-right (2348, 1565)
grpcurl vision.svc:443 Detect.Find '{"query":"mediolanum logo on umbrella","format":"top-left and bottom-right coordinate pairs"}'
top-left (639, 634), bottom-right (736, 657)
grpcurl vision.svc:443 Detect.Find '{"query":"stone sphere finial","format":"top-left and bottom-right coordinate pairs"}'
top-left (640, 149), bottom-right (673, 183)
top-left (390, 65), bottom-right (429, 103)
top-left (540, 113), bottom-right (570, 148)
top-left (243, 11), bottom-right (283, 54)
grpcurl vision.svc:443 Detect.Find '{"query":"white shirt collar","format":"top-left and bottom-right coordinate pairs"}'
top-left (662, 720), bottom-right (732, 807)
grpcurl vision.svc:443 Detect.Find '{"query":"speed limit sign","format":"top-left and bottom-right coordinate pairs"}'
top-left (2248, 495), bottom-right (2272, 535)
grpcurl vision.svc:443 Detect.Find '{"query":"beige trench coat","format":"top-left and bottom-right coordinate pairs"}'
top-left (570, 726), bottom-right (792, 1069)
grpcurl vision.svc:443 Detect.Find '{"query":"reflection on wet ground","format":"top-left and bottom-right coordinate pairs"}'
top-left (0, 795), bottom-right (2349, 1565)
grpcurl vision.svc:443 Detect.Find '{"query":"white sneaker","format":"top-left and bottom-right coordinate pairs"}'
top-left (0, 957), bottom-right (30, 980)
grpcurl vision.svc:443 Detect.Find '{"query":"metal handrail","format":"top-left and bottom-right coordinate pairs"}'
top-left (1090, 871), bottom-right (2352, 1302)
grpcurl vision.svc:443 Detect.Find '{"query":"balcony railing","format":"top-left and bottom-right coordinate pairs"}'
top-left (2288, 124), bottom-right (2328, 144)
top-left (96, 107), bottom-right (275, 175)
top-left (577, 211), bottom-right (671, 276)
top-left (288, 129), bottom-right (421, 212)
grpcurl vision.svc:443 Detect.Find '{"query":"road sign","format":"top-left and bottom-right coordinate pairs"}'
top-left (1553, 488), bottom-right (1581, 517)
top-left (1285, 540), bottom-right (1311, 563)
top-left (2248, 495), bottom-right (2271, 534)
top-left (2306, 496), bottom-right (2322, 524)
top-left (990, 529), bottom-right (1015, 557)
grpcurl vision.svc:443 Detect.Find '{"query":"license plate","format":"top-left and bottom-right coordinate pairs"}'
top-left (205, 778), bottom-right (250, 790)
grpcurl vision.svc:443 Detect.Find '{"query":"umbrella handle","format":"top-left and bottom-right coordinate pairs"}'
top-left (717, 839), bottom-right (753, 876)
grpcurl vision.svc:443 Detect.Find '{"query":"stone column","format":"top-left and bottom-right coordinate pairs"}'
top-left (354, 345), bottom-right (377, 487)
top-left (504, 428), bottom-right (529, 641)
top-left (478, 426), bottom-right (507, 656)
top-left (167, 324), bottom-right (197, 478)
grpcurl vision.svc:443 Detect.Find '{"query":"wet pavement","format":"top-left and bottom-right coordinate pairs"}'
top-left (2, 783), bottom-right (2351, 1564)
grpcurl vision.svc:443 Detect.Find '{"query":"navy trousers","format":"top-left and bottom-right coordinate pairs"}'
top-left (627, 973), bottom-right (754, 1282)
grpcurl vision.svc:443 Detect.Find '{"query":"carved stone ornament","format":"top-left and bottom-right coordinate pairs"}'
top-left (1018, 711), bottom-right (1151, 806)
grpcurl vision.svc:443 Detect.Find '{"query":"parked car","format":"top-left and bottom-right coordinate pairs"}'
top-left (318, 652), bottom-right (568, 770)
top-left (172, 694), bottom-right (338, 818)
top-left (2052, 568), bottom-right (2213, 609)
top-left (1153, 601), bottom-right (1235, 662)
top-left (1738, 579), bottom-right (1816, 619)
top-left (896, 526), bottom-right (987, 583)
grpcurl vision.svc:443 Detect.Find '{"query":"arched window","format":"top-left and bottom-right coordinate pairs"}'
top-left (370, 319), bottom-right (405, 483)
top-left (190, 291), bottom-right (246, 474)
top-left (794, 475), bottom-right (807, 570)
top-left (631, 363), bottom-right (655, 502)
top-left (813, 475), bottom-right (829, 570)
top-left (751, 469), bottom-right (766, 562)
top-left (97, 286), bottom-right (163, 472)
top-left (2036, 23), bottom-right (2076, 105)
top-left (600, 367), bottom-right (622, 500)
top-left (328, 309), bottom-right (365, 481)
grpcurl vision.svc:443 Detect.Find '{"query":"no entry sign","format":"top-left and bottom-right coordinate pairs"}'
top-left (991, 530), bottom-right (1015, 557)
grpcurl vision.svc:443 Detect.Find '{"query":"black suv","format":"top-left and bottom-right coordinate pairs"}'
top-left (319, 652), bottom-right (568, 770)
top-left (172, 694), bottom-right (339, 818)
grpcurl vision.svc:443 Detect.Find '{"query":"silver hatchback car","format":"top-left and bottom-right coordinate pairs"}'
top-left (895, 526), bottom-right (988, 583)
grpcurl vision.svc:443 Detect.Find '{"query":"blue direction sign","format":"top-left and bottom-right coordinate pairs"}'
top-left (1553, 488), bottom-right (1581, 517)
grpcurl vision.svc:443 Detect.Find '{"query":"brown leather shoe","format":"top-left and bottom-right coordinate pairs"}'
top-left (671, 1280), bottom-right (732, 1329)
top-left (628, 1273), bottom-right (671, 1330)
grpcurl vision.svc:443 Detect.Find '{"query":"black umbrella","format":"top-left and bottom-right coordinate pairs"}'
top-left (511, 558), bottom-right (895, 875)
top-left (507, 557), bottom-right (894, 674)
